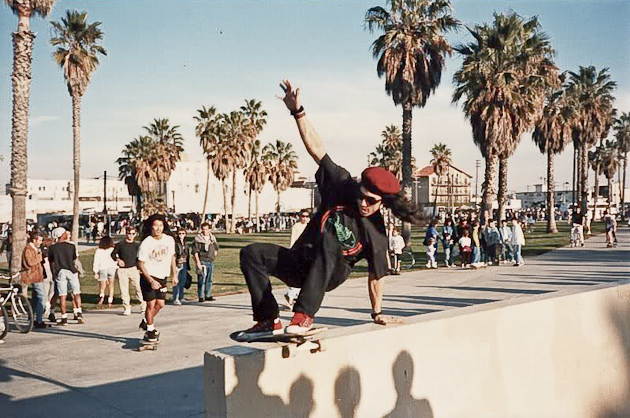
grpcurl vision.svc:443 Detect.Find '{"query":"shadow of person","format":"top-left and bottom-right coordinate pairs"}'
top-left (334, 366), bottom-right (362, 418)
top-left (228, 353), bottom-right (286, 417)
top-left (288, 374), bottom-right (315, 418)
top-left (383, 351), bottom-right (433, 418)
top-left (599, 301), bottom-right (630, 418)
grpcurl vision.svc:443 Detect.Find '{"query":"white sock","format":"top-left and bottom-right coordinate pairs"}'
top-left (74, 308), bottom-right (82, 314)
top-left (147, 324), bottom-right (155, 331)
top-left (61, 313), bottom-right (68, 319)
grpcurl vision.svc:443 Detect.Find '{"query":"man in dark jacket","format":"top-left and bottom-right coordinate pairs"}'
top-left (192, 223), bottom-right (219, 302)
top-left (237, 80), bottom-right (422, 338)
top-left (111, 226), bottom-right (144, 316)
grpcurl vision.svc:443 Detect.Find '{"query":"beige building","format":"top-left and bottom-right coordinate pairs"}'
top-left (412, 164), bottom-right (472, 209)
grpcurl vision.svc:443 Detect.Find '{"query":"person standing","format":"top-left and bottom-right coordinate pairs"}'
top-left (111, 226), bottom-right (145, 316)
top-left (483, 219), bottom-right (501, 265)
top-left (571, 207), bottom-right (585, 247)
top-left (48, 228), bottom-right (84, 325)
top-left (172, 228), bottom-right (191, 305)
top-left (388, 227), bottom-right (406, 274)
top-left (192, 222), bottom-right (219, 302)
top-left (93, 236), bottom-right (118, 309)
top-left (20, 231), bottom-right (49, 329)
top-left (441, 218), bottom-right (455, 268)
top-left (137, 214), bottom-right (177, 342)
top-left (510, 218), bottom-right (526, 267)
top-left (284, 209), bottom-right (311, 308)
top-left (498, 219), bottom-right (513, 264)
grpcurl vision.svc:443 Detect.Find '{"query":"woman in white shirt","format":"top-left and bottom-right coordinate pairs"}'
top-left (510, 218), bottom-right (526, 266)
top-left (93, 236), bottom-right (118, 308)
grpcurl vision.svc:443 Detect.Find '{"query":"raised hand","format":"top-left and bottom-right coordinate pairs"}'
top-left (279, 79), bottom-right (301, 113)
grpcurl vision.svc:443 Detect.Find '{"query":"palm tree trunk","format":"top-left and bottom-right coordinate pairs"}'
top-left (572, 146), bottom-right (577, 207)
top-left (255, 192), bottom-right (260, 232)
top-left (432, 174), bottom-right (439, 217)
top-left (201, 158), bottom-right (210, 221)
top-left (622, 153), bottom-right (627, 220)
top-left (9, 29), bottom-right (36, 276)
top-left (401, 101), bottom-right (413, 245)
top-left (276, 190), bottom-right (281, 226)
top-left (547, 151), bottom-right (558, 233)
top-left (221, 179), bottom-right (228, 233)
top-left (576, 145), bottom-right (583, 209)
top-left (481, 154), bottom-right (499, 224)
top-left (607, 176), bottom-right (613, 211)
top-left (580, 142), bottom-right (589, 214)
top-left (248, 188), bottom-right (252, 221)
top-left (230, 170), bottom-right (237, 233)
top-left (497, 157), bottom-right (508, 222)
top-left (592, 169), bottom-right (599, 222)
top-left (71, 93), bottom-right (82, 244)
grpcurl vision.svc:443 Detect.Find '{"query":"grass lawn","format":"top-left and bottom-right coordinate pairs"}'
top-left (0, 221), bottom-right (606, 311)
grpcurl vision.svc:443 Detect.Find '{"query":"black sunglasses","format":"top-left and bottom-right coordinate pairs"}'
top-left (359, 190), bottom-right (382, 206)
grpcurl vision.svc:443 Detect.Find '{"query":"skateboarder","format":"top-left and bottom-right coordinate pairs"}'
top-left (137, 214), bottom-right (177, 342)
top-left (237, 80), bottom-right (423, 338)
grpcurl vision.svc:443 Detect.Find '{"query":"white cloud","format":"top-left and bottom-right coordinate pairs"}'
top-left (30, 115), bottom-right (59, 127)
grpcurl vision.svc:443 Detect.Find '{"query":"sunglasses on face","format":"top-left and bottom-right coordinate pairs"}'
top-left (359, 191), bottom-right (382, 206)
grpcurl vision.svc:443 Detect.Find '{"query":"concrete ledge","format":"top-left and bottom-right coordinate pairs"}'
top-left (205, 282), bottom-right (630, 418)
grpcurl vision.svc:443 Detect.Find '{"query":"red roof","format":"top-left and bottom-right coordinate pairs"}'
top-left (415, 166), bottom-right (435, 177)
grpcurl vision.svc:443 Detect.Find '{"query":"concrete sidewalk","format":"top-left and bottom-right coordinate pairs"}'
top-left (1, 229), bottom-right (628, 418)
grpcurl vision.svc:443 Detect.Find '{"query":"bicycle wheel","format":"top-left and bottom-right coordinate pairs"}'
top-left (0, 306), bottom-right (8, 340)
top-left (11, 294), bottom-right (34, 333)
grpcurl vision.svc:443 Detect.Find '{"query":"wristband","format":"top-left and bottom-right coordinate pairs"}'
top-left (290, 106), bottom-right (304, 117)
top-left (295, 112), bottom-right (306, 120)
top-left (371, 311), bottom-right (382, 319)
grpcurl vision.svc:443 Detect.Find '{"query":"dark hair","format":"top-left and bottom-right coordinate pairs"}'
top-left (127, 226), bottom-right (137, 233)
top-left (200, 222), bottom-right (211, 229)
top-left (462, 228), bottom-right (470, 236)
top-left (141, 213), bottom-right (172, 241)
top-left (381, 191), bottom-right (425, 225)
top-left (99, 235), bottom-right (114, 249)
top-left (27, 231), bottom-right (43, 243)
top-left (444, 218), bottom-right (454, 226)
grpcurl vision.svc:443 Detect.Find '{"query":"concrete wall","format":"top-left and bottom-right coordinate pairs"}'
top-left (204, 282), bottom-right (630, 418)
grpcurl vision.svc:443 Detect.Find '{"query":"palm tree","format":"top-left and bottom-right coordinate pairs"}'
top-left (117, 135), bottom-right (155, 214)
top-left (365, 0), bottom-right (459, 244)
top-left (240, 100), bottom-right (268, 221)
top-left (566, 66), bottom-right (617, 214)
top-left (429, 143), bottom-right (452, 216)
top-left (614, 112), bottom-right (630, 219)
top-left (194, 105), bottom-right (218, 220)
top-left (5, 0), bottom-right (56, 275)
top-left (532, 80), bottom-right (574, 233)
top-left (588, 144), bottom-right (604, 220)
top-left (143, 118), bottom-right (184, 205)
top-left (263, 140), bottom-right (298, 221)
top-left (50, 9), bottom-right (106, 243)
top-left (601, 140), bottom-right (620, 211)
top-left (369, 124), bottom-right (405, 178)
top-left (244, 139), bottom-right (268, 231)
top-left (453, 12), bottom-right (556, 222)
top-left (223, 111), bottom-right (253, 233)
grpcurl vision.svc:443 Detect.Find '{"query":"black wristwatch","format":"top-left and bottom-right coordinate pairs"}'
top-left (371, 311), bottom-right (382, 319)
top-left (290, 106), bottom-right (304, 116)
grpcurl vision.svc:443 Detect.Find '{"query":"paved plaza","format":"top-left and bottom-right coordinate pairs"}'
top-left (1, 229), bottom-right (628, 418)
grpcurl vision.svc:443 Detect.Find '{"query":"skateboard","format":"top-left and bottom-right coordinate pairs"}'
top-left (137, 339), bottom-right (160, 352)
top-left (230, 327), bottom-right (327, 358)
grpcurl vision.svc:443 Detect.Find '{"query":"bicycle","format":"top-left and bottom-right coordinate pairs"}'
top-left (0, 273), bottom-right (34, 339)
top-left (399, 246), bottom-right (416, 270)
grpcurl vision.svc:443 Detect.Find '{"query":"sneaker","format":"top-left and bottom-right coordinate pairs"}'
top-left (139, 318), bottom-right (148, 331)
top-left (144, 329), bottom-right (160, 342)
top-left (34, 321), bottom-right (51, 329)
top-left (48, 312), bottom-right (57, 323)
top-left (198, 298), bottom-right (205, 303)
top-left (75, 313), bottom-right (85, 324)
top-left (122, 308), bottom-right (132, 315)
top-left (206, 296), bottom-right (215, 302)
top-left (173, 300), bottom-right (182, 306)
top-left (285, 312), bottom-right (314, 335)
top-left (59, 317), bottom-right (68, 326)
top-left (238, 318), bottom-right (283, 338)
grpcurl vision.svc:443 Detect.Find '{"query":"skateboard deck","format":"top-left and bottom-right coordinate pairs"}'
top-left (137, 339), bottom-right (160, 351)
top-left (230, 327), bottom-right (327, 358)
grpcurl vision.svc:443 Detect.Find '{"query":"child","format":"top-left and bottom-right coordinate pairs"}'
top-left (441, 219), bottom-right (455, 267)
top-left (458, 229), bottom-right (472, 267)
top-left (389, 228), bottom-right (405, 275)
top-left (425, 236), bottom-right (437, 269)
top-left (93, 235), bottom-right (118, 309)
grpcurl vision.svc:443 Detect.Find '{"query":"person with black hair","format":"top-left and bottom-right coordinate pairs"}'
top-left (93, 235), bottom-right (117, 309)
top-left (236, 80), bottom-right (423, 339)
top-left (137, 214), bottom-right (177, 342)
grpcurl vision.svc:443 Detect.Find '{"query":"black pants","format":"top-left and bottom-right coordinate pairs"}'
top-left (240, 240), bottom-right (350, 321)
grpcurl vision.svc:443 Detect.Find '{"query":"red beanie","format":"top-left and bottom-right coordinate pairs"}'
top-left (361, 167), bottom-right (400, 196)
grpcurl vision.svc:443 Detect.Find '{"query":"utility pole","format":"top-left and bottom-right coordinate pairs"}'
top-left (475, 160), bottom-right (480, 209)
top-left (103, 170), bottom-right (109, 235)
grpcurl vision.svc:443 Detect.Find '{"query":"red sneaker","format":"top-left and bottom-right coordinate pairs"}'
top-left (243, 318), bottom-right (283, 335)
top-left (285, 312), bottom-right (314, 335)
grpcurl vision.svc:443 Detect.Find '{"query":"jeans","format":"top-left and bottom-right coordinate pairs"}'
top-left (472, 247), bottom-right (480, 264)
top-left (502, 243), bottom-right (513, 262)
top-left (31, 281), bottom-right (47, 323)
top-left (198, 261), bottom-right (214, 300)
top-left (513, 245), bottom-right (523, 264)
top-left (444, 247), bottom-right (452, 266)
top-left (173, 265), bottom-right (188, 302)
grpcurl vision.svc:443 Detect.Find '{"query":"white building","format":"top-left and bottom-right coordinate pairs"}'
top-left (167, 155), bottom-right (312, 216)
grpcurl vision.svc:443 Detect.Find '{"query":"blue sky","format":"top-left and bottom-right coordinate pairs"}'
top-left (1, 0), bottom-right (628, 193)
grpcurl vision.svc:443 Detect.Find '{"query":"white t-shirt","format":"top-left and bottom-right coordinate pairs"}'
top-left (290, 222), bottom-right (308, 247)
top-left (458, 237), bottom-right (472, 248)
top-left (138, 234), bottom-right (176, 279)
top-left (389, 235), bottom-right (405, 254)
